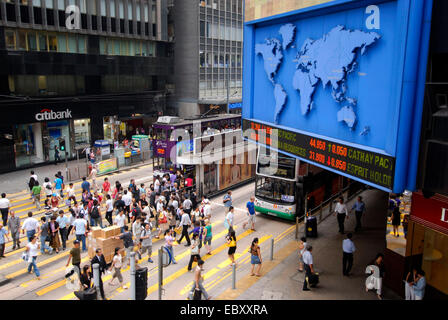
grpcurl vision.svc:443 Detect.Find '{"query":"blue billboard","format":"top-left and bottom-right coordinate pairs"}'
top-left (242, 0), bottom-right (433, 193)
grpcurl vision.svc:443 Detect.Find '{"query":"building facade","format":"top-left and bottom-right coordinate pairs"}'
top-left (0, 0), bottom-right (174, 173)
top-left (174, 0), bottom-right (243, 118)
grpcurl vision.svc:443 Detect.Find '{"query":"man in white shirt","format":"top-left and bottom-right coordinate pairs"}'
top-left (122, 190), bottom-right (133, 222)
top-left (302, 245), bottom-right (315, 291)
top-left (342, 233), bottom-right (356, 276)
top-left (333, 197), bottom-right (349, 234)
top-left (114, 210), bottom-right (126, 233)
top-left (21, 212), bottom-right (40, 242)
top-left (72, 216), bottom-right (88, 252)
top-left (203, 199), bottom-right (212, 220)
top-left (154, 178), bottom-right (160, 193)
top-left (89, 165), bottom-right (98, 192)
top-left (0, 193), bottom-right (11, 226)
top-left (225, 206), bottom-right (234, 231)
top-left (177, 210), bottom-right (191, 246)
top-left (183, 196), bottom-right (192, 214)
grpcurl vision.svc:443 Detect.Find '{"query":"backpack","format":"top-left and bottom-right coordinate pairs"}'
top-left (28, 177), bottom-right (35, 189)
top-left (91, 206), bottom-right (100, 219)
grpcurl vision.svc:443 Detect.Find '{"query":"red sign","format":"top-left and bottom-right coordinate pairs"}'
top-left (411, 191), bottom-right (448, 235)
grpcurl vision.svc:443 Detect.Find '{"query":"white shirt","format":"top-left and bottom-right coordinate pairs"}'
top-left (302, 250), bottom-right (313, 265)
top-left (183, 199), bottom-right (192, 210)
top-left (142, 206), bottom-right (150, 216)
top-left (112, 254), bottom-right (122, 269)
top-left (114, 214), bottom-right (126, 227)
top-left (156, 201), bottom-right (164, 213)
top-left (122, 194), bottom-right (133, 206)
top-left (31, 174), bottom-right (38, 182)
top-left (172, 200), bottom-right (179, 210)
top-left (106, 199), bottom-right (114, 212)
top-left (132, 222), bottom-right (142, 238)
top-left (335, 203), bottom-right (348, 216)
top-left (27, 242), bottom-right (39, 257)
top-left (22, 217), bottom-right (39, 231)
top-left (90, 169), bottom-right (97, 180)
top-left (154, 179), bottom-right (160, 192)
top-left (342, 239), bottom-right (356, 253)
top-left (73, 218), bottom-right (87, 235)
top-left (300, 242), bottom-right (307, 256)
top-left (203, 204), bottom-right (211, 217)
top-left (66, 187), bottom-right (76, 198)
top-left (43, 182), bottom-right (53, 196)
top-left (226, 212), bottom-right (234, 226)
top-left (0, 198), bottom-right (10, 209)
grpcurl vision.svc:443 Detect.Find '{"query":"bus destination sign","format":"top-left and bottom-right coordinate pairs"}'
top-left (243, 119), bottom-right (396, 190)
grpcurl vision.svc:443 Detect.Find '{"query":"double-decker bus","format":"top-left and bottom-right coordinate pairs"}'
top-left (255, 146), bottom-right (343, 221)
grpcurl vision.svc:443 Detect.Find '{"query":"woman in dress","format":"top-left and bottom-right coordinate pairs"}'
top-left (250, 238), bottom-right (262, 277)
top-left (48, 216), bottom-right (61, 253)
top-left (391, 206), bottom-right (401, 237)
top-left (226, 229), bottom-right (237, 267)
top-left (109, 247), bottom-right (128, 290)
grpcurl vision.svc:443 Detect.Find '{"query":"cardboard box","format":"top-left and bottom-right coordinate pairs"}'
top-left (101, 226), bottom-right (121, 239)
top-left (91, 226), bottom-right (102, 238)
top-left (88, 246), bottom-right (95, 259)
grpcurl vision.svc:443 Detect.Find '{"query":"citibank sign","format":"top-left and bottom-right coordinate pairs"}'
top-left (35, 108), bottom-right (73, 121)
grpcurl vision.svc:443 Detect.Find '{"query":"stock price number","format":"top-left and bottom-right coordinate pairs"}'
top-left (309, 138), bottom-right (326, 151)
top-left (309, 150), bottom-right (326, 164)
top-left (327, 156), bottom-right (347, 171)
top-left (328, 143), bottom-right (348, 157)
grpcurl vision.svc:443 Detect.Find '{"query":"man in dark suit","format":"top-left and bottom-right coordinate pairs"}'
top-left (91, 248), bottom-right (107, 300)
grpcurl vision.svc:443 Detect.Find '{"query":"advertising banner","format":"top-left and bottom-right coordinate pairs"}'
top-left (97, 157), bottom-right (118, 175)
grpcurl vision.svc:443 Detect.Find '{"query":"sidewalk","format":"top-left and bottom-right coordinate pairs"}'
top-left (221, 188), bottom-right (402, 300)
top-left (0, 157), bottom-right (153, 194)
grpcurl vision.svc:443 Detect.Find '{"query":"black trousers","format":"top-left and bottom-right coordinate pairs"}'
top-left (98, 276), bottom-right (105, 299)
top-left (188, 254), bottom-right (201, 271)
top-left (342, 252), bottom-right (353, 275)
top-left (1, 208), bottom-right (8, 226)
top-left (355, 211), bottom-right (363, 230)
top-left (105, 211), bottom-right (113, 226)
top-left (303, 263), bottom-right (312, 290)
top-left (178, 225), bottom-right (191, 245)
top-left (0, 243), bottom-right (4, 257)
top-left (59, 228), bottom-right (67, 249)
top-left (337, 214), bottom-right (346, 233)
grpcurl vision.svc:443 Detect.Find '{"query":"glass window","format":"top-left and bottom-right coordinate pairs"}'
top-left (78, 36), bottom-right (86, 53)
top-left (74, 119), bottom-right (91, 146)
top-left (48, 34), bottom-right (58, 52)
top-left (151, 4), bottom-right (156, 22)
top-left (144, 3), bottom-right (148, 22)
top-left (100, 38), bottom-right (106, 55)
top-left (38, 34), bottom-right (47, 51)
top-left (57, 35), bottom-right (67, 52)
top-left (88, 0), bottom-right (97, 15)
top-left (255, 176), bottom-right (295, 204)
top-left (57, 0), bottom-right (64, 10)
top-left (114, 40), bottom-right (120, 55)
top-left (33, 0), bottom-right (41, 7)
top-left (120, 40), bottom-right (127, 55)
top-left (142, 42), bottom-right (148, 56)
top-left (110, 0), bottom-right (116, 17)
top-left (156, 128), bottom-right (167, 140)
top-left (119, 0), bottom-right (124, 19)
top-left (67, 35), bottom-right (77, 53)
top-left (27, 32), bottom-right (38, 51)
top-left (136, 3), bottom-right (141, 21)
top-left (79, 0), bottom-right (86, 13)
top-left (45, 0), bottom-right (53, 8)
top-left (129, 41), bottom-right (134, 56)
top-left (17, 31), bottom-right (27, 50)
top-left (107, 39), bottom-right (114, 55)
top-left (5, 30), bottom-right (16, 50)
top-left (128, 1), bottom-right (132, 20)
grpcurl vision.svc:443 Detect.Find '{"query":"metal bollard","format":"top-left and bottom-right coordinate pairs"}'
top-left (270, 238), bottom-right (274, 261)
top-left (295, 216), bottom-right (299, 240)
top-left (92, 263), bottom-right (101, 300)
top-left (130, 252), bottom-right (136, 300)
top-left (232, 263), bottom-right (236, 289)
top-left (158, 248), bottom-right (163, 300)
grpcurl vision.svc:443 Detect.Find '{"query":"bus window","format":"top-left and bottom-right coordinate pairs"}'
top-left (255, 176), bottom-right (295, 204)
top-left (156, 128), bottom-right (167, 140)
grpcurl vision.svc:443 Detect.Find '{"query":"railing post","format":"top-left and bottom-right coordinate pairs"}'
top-left (232, 263), bottom-right (236, 289)
top-left (270, 238), bottom-right (274, 261)
top-left (158, 248), bottom-right (163, 300)
top-left (130, 252), bottom-right (136, 300)
top-left (295, 216), bottom-right (299, 240)
top-left (92, 263), bottom-right (101, 300)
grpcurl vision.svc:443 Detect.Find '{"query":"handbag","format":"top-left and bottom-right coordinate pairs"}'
top-left (193, 288), bottom-right (202, 300)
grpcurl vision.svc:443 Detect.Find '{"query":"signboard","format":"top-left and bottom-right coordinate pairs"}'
top-left (242, 0), bottom-right (433, 192)
top-left (244, 119), bottom-right (395, 189)
top-left (97, 157), bottom-right (118, 175)
top-left (411, 192), bottom-right (448, 236)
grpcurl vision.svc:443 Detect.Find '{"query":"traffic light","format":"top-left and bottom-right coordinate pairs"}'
top-left (59, 138), bottom-right (66, 152)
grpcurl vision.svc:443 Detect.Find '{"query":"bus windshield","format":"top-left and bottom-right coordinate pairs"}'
top-left (257, 148), bottom-right (296, 180)
top-left (255, 176), bottom-right (295, 204)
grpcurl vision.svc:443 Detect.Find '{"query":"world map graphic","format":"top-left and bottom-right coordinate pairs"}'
top-left (255, 23), bottom-right (381, 134)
